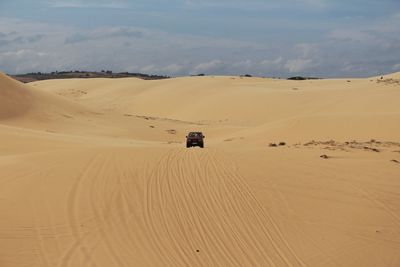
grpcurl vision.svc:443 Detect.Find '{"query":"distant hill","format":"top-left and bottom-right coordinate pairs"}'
top-left (11, 71), bottom-right (170, 83)
top-left (287, 76), bottom-right (322, 81)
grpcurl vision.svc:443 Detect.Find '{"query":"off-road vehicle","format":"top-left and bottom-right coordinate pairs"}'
top-left (186, 132), bottom-right (205, 148)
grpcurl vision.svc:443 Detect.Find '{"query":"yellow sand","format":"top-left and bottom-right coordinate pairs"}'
top-left (1, 72), bottom-right (400, 266)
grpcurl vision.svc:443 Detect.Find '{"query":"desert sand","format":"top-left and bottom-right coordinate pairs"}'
top-left (1, 72), bottom-right (400, 266)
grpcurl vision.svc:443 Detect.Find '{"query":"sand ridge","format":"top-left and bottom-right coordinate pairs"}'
top-left (1, 72), bottom-right (400, 266)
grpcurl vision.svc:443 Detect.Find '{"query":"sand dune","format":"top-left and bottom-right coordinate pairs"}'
top-left (1, 72), bottom-right (400, 266)
top-left (0, 72), bottom-right (92, 131)
top-left (0, 72), bottom-right (35, 120)
top-left (32, 75), bottom-right (400, 141)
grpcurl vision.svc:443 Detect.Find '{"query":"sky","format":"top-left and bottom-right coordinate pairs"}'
top-left (0, 0), bottom-right (400, 77)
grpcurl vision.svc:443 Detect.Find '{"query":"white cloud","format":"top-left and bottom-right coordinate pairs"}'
top-left (138, 65), bottom-right (157, 73)
top-left (0, 49), bottom-right (50, 73)
top-left (191, 60), bottom-right (223, 74)
top-left (161, 64), bottom-right (184, 74)
top-left (48, 0), bottom-right (128, 8)
top-left (232, 60), bottom-right (253, 69)
top-left (284, 59), bottom-right (317, 73)
top-left (260, 57), bottom-right (283, 67)
top-left (294, 43), bottom-right (319, 58)
top-left (1, 11), bottom-right (400, 78)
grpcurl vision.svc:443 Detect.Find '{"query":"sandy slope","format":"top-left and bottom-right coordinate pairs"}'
top-left (1, 72), bottom-right (400, 266)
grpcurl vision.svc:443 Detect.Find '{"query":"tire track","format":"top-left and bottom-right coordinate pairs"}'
top-left (107, 158), bottom-right (145, 263)
top-left (1, 160), bottom-right (66, 267)
top-left (86, 152), bottom-right (130, 267)
top-left (142, 147), bottom-right (307, 266)
top-left (30, 198), bottom-right (51, 267)
top-left (113, 164), bottom-right (151, 264)
top-left (173, 149), bottom-right (244, 266)
top-left (61, 151), bottom-right (137, 267)
top-left (193, 150), bottom-right (272, 266)
top-left (143, 149), bottom-right (192, 266)
top-left (53, 147), bottom-right (308, 266)
top-left (60, 150), bottom-right (147, 267)
top-left (31, 169), bottom-right (66, 267)
top-left (59, 153), bottom-right (102, 267)
top-left (207, 149), bottom-right (308, 267)
top-left (202, 149), bottom-right (282, 266)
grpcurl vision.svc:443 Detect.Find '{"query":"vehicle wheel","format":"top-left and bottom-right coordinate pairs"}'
top-left (200, 144), bottom-right (204, 148)
top-left (186, 143), bottom-right (191, 148)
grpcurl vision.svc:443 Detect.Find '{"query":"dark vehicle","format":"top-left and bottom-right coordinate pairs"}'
top-left (186, 132), bottom-right (205, 148)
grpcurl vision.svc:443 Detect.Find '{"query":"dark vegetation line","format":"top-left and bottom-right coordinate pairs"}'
top-left (10, 70), bottom-right (170, 83)
top-left (10, 70), bottom-right (323, 83)
top-left (286, 76), bottom-right (322, 80)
